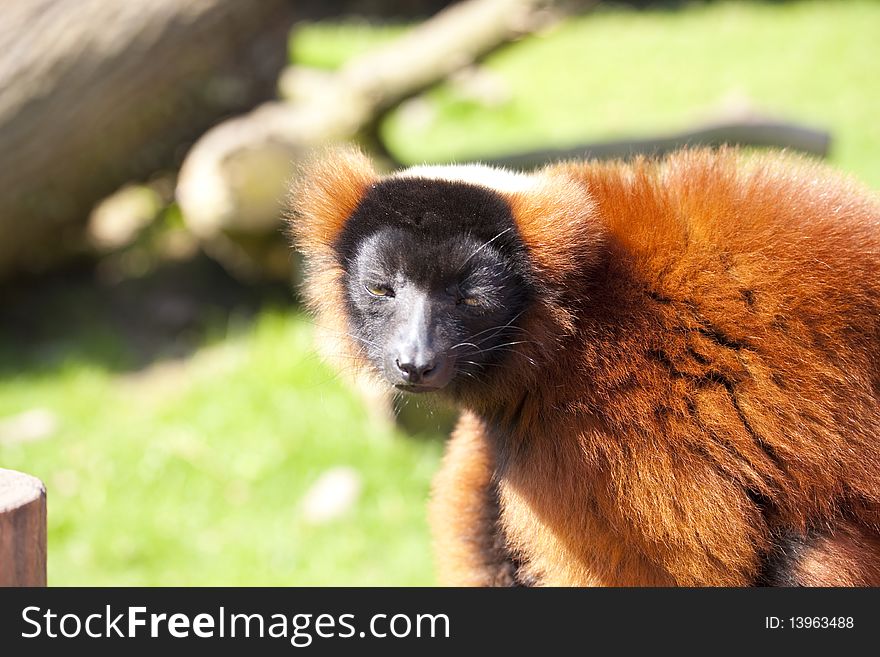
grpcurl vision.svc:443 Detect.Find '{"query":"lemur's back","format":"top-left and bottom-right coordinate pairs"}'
top-left (502, 150), bottom-right (880, 585)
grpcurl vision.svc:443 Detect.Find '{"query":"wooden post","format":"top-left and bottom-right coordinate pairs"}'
top-left (0, 468), bottom-right (47, 586)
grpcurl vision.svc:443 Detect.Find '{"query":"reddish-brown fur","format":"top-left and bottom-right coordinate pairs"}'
top-left (291, 146), bottom-right (880, 586)
top-left (790, 519), bottom-right (880, 586)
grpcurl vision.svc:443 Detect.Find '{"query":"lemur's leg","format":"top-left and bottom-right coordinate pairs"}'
top-left (428, 413), bottom-right (527, 586)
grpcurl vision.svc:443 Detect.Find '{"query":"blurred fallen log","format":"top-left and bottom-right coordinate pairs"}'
top-left (176, 0), bottom-right (573, 280)
top-left (0, 0), bottom-right (294, 281)
top-left (483, 115), bottom-right (831, 170)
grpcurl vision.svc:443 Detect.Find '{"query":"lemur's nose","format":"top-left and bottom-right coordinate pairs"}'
top-left (395, 355), bottom-right (437, 384)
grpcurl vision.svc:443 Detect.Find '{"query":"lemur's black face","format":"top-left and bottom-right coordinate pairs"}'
top-left (334, 177), bottom-right (532, 395)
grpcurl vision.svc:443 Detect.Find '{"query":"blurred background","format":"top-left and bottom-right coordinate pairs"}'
top-left (0, 0), bottom-right (878, 585)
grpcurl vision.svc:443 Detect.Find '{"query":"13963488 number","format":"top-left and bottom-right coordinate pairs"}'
top-left (789, 617), bottom-right (854, 629)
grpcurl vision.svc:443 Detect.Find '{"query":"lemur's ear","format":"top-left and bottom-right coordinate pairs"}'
top-left (506, 170), bottom-right (604, 286)
top-left (288, 145), bottom-right (377, 255)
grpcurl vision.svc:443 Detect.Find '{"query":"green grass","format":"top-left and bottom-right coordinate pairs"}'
top-left (0, 310), bottom-right (442, 585)
top-left (289, 19), bottom-right (408, 70)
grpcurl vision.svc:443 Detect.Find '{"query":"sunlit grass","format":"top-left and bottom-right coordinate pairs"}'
top-left (289, 19), bottom-right (408, 70)
top-left (384, 0), bottom-right (880, 188)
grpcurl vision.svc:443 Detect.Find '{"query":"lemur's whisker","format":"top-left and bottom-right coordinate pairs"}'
top-left (344, 333), bottom-right (382, 349)
top-left (464, 310), bottom-right (527, 341)
top-left (456, 227), bottom-right (514, 273)
top-left (449, 342), bottom-right (482, 352)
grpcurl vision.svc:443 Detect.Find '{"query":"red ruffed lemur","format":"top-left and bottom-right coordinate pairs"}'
top-left (289, 146), bottom-right (880, 586)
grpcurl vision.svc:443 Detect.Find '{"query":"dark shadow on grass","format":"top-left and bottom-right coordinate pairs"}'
top-left (0, 251), bottom-right (297, 378)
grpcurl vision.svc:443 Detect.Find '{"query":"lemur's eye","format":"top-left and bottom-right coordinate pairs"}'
top-left (365, 283), bottom-right (394, 297)
top-left (448, 284), bottom-right (479, 307)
